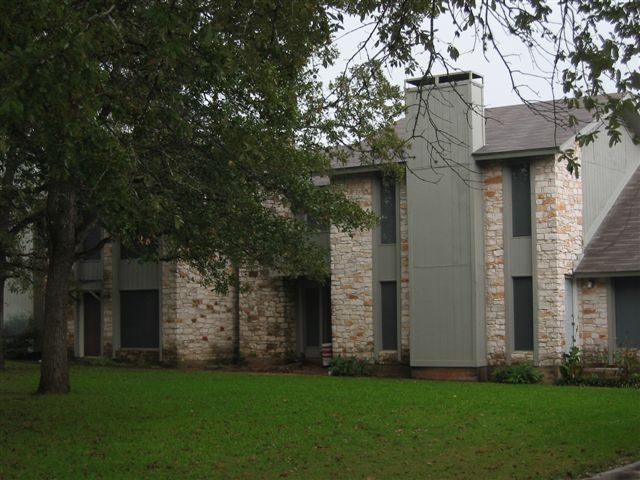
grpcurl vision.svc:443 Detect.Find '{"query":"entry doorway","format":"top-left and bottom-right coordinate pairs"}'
top-left (83, 292), bottom-right (102, 356)
top-left (299, 279), bottom-right (331, 359)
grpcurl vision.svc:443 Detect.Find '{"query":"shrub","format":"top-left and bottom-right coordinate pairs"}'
top-left (557, 373), bottom-right (640, 389)
top-left (328, 356), bottom-right (371, 376)
top-left (493, 363), bottom-right (543, 384)
top-left (614, 348), bottom-right (640, 383)
top-left (559, 346), bottom-right (583, 384)
top-left (3, 315), bottom-right (41, 360)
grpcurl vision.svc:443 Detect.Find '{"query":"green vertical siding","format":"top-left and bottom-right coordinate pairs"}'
top-left (406, 76), bottom-right (486, 367)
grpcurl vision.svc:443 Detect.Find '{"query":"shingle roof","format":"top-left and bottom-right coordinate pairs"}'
top-left (474, 100), bottom-right (595, 159)
top-left (331, 118), bottom-right (407, 170)
top-left (575, 165), bottom-right (640, 276)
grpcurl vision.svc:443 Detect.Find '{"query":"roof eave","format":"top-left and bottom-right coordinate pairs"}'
top-left (329, 164), bottom-right (389, 176)
top-left (473, 147), bottom-right (559, 162)
top-left (573, 269), bottom-right (640, 278)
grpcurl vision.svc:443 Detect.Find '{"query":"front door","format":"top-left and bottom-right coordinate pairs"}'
top-left (300, 280), bottom-right (331, 359)
top-left (83, 292), bottom-right (101, 356)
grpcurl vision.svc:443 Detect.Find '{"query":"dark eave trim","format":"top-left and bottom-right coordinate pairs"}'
top-left (473, 147), bottom-right (559, 162)
top-left (573, 269), bottom-right (640, 278)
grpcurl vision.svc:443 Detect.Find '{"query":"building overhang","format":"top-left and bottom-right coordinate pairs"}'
top-left (473, 147), bottom-right (559, 162)
top-left (573, 270), bottom-right (640, 279)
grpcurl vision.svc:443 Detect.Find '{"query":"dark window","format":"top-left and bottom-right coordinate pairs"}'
top-left (380, 281), bottom-right (398, 350)
top-left (83, 292), bottom-right (101, 356)
top-left (83, 226), bottom-right (102, 261)
top-left (304, 286), bottom-right (320, 348)
top-left (513, 277), bottom-right (534, 350)
top-left (120, 290), bottom-right (159, 348)
top-left (511, 163), bottom-right (532, 237)
top-left (321, 285), bottom-right (331, 344)
top-left (380, 178), bottom-right (397, 244)
top-left (614, 277), bottom-right (640, 348)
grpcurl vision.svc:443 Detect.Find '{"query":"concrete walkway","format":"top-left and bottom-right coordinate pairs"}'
top-left (587, 462), bottom-right (640, 479)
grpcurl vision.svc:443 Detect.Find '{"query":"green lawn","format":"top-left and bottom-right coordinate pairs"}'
top-left (1, 363), bottom-right (639, 479)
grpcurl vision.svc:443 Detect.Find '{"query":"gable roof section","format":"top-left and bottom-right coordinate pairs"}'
top-left (575, 165), bottom-right (640, 276)
top-left (473, 100), bottom-right (595, 160)
top-left (330, 118), bottom-right (407, 172)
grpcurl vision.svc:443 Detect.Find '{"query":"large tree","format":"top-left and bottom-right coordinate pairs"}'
top-left (0, 0), bottom-right (637, 393)
top-left (1, 1), bottom-right (389, 393)
top-left (0, 134), bottom-right (44, 370)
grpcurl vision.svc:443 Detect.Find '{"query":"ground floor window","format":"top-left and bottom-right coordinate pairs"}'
top-left (380, 281), bottom-right (398, 350)
top-left (614, 277), bottom-right (640, 348)
top-left (120, 289), bottom-right (159, 348)
top-left (300, 280), bottom-right (331, 358)
top-left (513, 276), bottom-right (534, 351)
top-left (83, 292), bottom-right (101, 356)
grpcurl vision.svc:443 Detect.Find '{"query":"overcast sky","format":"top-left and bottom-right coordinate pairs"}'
top-left (325, 12), bottom-right (620, 108)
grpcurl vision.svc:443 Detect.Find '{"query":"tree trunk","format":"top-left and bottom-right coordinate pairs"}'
top-left (37, 180), bottom-right (77, 394)
top-left (0, 277), bottom-right (5, 370)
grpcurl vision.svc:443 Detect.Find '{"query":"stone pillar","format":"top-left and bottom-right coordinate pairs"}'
top-left (168, 264), bottom-right (236, 366)
top-left (160, 261), bottom-right (178, 364)
top-left (330, 175), bottom-right (375, 359)
top-left (483, 163), bottom-right (507, 365)
top-left (578, 278), bottom-right (609, 362)
top-left (534, 155), bottom-right (583, 366)
top-left (101, 242), bottom-right (114, 357)
top-left (398, 180), bottom-right (410, 363)
top-left (239, 271), bottom-right (296, 362)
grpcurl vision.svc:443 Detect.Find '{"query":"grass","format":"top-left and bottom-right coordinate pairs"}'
top-left (1, 363), bottom-right (639, 479)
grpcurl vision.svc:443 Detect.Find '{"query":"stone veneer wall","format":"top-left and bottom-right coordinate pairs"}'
top-left (69, 243), bottom-right (295, 365)
top-left (101, 242), bottom-right (114, 357)
top-left (398, 180), bottom-right (410, 363)
top-left (483, 162), bottom-right (507, 365)
top-left (161, 263), bottom-right (236, 365)
top-left (483, 156), bottom-right (583, 367)
top-left (534, 155), bottom-right (583, 366)
top-left (578, 278), bottom-right (609, 360)
top-left (238, 271), bottom-right (296, 361)
top-left (331, 175), bottom-right (375, 359)
top-left (162, 264), bottom-right (296, 365)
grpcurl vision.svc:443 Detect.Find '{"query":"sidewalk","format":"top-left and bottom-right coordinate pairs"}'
top-left (586, 461), bottom-right (640, 479)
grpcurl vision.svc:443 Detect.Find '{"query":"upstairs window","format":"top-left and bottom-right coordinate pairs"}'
top-left (380, 178), bottom-right (397, 244)
top-left (511, 162), bottom-right (531, 237)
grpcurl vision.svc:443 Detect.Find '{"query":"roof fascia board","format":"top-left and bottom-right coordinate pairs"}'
top-left (574, 270), bottom-right (640, 278)
top-left (473, 148), bottom-right (557, 161)
top-left (329, 164), bottom-right (385, 176)
top-left (557, 119), bottom-right (603, 152)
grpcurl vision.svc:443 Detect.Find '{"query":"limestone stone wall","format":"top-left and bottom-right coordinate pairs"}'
top-left (483, 162), bottom-right (507, 365)
top-left (101, 242), bottom-right (114, 357)
top-left (162, 263), bottom-right (236, 365)
top-left (534, 155), bottom-right (583, 366)
top-left (398, 180), bottom-right (410, 363)
top-left (482, 156), bottom-right (583, 367)
top-left (159, 263), bottom-right (297, 365)
top-left (239, 270), bottom-right (296, 361)
top-left (331, 175), bottom-right (375, 358)
top-left (160, 261), bottom-right (178, 363)
top-left (578, 278), bottom-right (609, 359)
